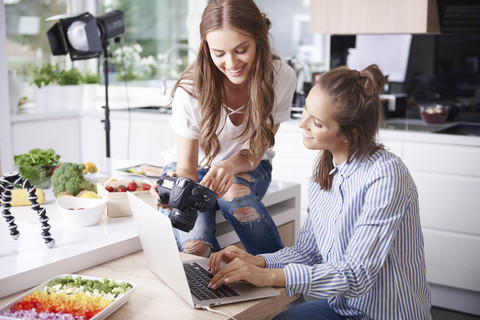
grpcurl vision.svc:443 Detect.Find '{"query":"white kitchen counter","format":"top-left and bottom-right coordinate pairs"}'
top-left (378, 118), bottom-right (480, 147)
top-left (10, 109), bottom-right (80, 124)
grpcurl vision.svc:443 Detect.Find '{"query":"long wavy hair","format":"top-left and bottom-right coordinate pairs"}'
top-left (313, 64), bottom-right (386, 190)
top-left (170, 0), bottom-right (279, 167)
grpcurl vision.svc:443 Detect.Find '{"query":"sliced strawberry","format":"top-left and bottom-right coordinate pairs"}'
top-left (105, 186), bottom-right (115, 192)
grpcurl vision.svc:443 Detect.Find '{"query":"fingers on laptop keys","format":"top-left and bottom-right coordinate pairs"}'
top-left (208, 266), bottom-right (230, 289)
top-left (210, 245), bottom-right (244, 272)
top-left (208, 248), bottom-right (230, 273)
top-left (208, 257), bottom-right (251, 289)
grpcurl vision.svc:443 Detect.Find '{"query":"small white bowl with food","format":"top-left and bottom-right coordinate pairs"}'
top-left (56, 197), bottom-right (107, 227)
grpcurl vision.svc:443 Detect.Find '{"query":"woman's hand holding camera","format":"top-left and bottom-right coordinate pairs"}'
top-left (150, 170), bottom-right (177, 209)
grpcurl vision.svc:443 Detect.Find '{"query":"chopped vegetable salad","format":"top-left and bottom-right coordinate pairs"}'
top-left (1, 275), bottom-right (133, 320)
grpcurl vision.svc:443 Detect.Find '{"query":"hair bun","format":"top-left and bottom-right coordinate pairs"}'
top-left (262, 13), bottom-right (272, 30)
top-left (359, 64), bottom-right (386, 96)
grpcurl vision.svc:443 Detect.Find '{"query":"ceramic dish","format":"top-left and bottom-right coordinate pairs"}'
top-left (0, 274), bottom-right (136, 320)
top-left (57, 197), bottom-right (108, 227)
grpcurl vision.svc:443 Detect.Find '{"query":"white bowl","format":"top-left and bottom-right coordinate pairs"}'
top-left (56, 197), bottom-right (108, 227)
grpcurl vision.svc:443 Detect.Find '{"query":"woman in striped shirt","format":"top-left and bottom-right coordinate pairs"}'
top-left (208, 64), bottom-right (432, 319)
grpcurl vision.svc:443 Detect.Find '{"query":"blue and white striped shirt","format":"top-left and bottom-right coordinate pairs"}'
top-left (262, 149), bottom-right (432, 319)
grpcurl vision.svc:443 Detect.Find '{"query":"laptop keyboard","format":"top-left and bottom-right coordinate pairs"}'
top-left (183, 262), bottom-right (240, 301)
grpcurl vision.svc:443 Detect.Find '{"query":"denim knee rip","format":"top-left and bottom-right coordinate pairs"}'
top-left (222, 174), bottom-right (261, 223)
top-left (181, 238), bottom-right (212, 257)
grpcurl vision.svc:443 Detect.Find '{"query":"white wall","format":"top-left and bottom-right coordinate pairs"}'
top-left (0, 0), bottom-right (14, 172)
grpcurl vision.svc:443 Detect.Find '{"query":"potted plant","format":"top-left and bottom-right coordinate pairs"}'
top-left (82, 71), bottom-right (101, 84)
top-left (30, 63), bottom-right (85, 111)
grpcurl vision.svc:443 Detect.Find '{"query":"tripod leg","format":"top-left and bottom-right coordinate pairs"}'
top-left (1, 174), bottom-right (20, 240)
top-left (23, 179), bottom-right (55, 248)
top-left (1, 172), bottom-right (55, 248)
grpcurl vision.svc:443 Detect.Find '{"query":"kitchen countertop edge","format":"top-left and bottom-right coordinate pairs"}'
top-left (0, 237), bottom-right (141, 299)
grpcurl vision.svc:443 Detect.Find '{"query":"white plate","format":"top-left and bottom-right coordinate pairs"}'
top-left (0, 274), bottom-right (136, 320)
top-left (116, 163), bottom-right (164, 178)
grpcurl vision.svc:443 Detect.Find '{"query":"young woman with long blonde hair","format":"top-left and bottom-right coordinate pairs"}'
top-left (152, 0), bottom-right (296, 257)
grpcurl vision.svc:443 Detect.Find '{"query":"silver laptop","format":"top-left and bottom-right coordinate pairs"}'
top-left (127, 192), bottom-right (280, 308)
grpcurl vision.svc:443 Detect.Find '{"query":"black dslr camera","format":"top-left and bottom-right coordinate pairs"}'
top-left (156, 176), bottom-right (217, 232)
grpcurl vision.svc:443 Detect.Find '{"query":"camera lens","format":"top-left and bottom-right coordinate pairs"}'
top-left (168, 208), bottom-right (197, 233)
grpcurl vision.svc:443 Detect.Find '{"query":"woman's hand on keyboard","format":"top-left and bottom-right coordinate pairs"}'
top-left (207, 256), bottom-right (285, 289)
top-left (208, 245), bottom-right (264, 274)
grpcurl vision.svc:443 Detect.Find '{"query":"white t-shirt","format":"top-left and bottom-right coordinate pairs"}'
top-left (169, 59), bottom-right (296, 166)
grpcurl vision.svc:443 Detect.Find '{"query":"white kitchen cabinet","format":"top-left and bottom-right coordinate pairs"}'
top-left (80, 110), bottom-right (175, 164)
top-left (80, 111), bottom-right (107, 162)
top-left (422, 229), bottom-right (480, 292)
top-left (380, 129), bottom-right (480, 315)
top-left (10, 112), bottom-right (81, 163)
top-left (310, 0), bottom-right (440, 34)
top-left (272, 121), bottom-right (318, 226)
top-left (401, 141), bottom-right (480, 301)
top-left (380, 139), bottom-right (404, 160)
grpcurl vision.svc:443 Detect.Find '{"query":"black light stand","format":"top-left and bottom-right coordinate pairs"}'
top-left (100, 36), bottom-right (122, 158)
top-left (102, 41), bottom-right (111, 158)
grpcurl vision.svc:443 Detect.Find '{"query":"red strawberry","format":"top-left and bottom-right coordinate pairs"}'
top-left (127, 181), bottom-right (138, 192)
top-left (140, 183), bottom-right (151, 191)
top-left (105, 186), bottom-right (115, 192)
top-left (117, 185), bottom-right (127, 192)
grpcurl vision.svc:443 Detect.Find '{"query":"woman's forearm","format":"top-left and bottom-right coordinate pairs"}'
top-left (220, 150), bottom-right (262, 175)
top-left (175, 167), bottom-right (199, 181)
top-left (222, 123), bottom-right (280, 175)
top-left (175, 135), bottom-right (200, 181)
top-left (267, 269), bottom-right (287, 288)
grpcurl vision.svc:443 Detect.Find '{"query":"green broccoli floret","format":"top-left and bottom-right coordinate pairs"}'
top-left (51, 162), bottom-right (96, 196)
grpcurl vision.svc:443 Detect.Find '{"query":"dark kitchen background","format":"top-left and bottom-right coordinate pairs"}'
top-left (330, 33), bottom-right (480, 122)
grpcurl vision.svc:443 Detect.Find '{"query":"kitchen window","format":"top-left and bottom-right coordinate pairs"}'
top-left (5, 0), bottom-right (194, 108)
top-left (5, 0), bottom-right (329, 110)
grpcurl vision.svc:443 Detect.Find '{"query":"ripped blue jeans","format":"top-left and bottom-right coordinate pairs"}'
top-left (161, 160), bottom-right (284, 256)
